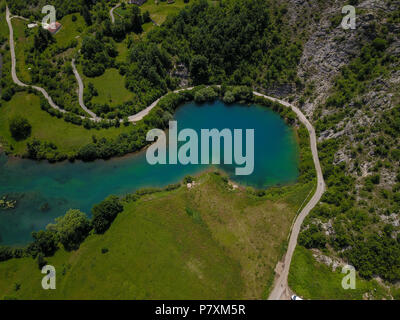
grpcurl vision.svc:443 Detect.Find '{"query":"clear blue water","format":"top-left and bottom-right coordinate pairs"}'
top-left (0, 101), bottom-right (299, 245)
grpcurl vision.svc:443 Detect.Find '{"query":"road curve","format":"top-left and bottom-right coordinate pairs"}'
top-left (110, 3), bottom-right (121, 24)
top-left (6, 12), bottom-right (324, 293)
top-left (6, 6), bottom-right (66, 114)
top-left (127, 87), bottom-right (194, 122)
top-left (255, 92), bottom-right (326, 300)
top-left (71, 59), bottom-right (99, 120)
top-left (129, 89), bottom-right (325, 299)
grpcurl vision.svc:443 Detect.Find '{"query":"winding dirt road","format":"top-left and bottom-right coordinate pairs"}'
top-left (71, 59), bottom-right (99, 120)
top-left (254, 93), bottom-right (326, 300)
top-left (6, 9), bottom-right (325, 289)
top-left (110, 3), bottom-right (121, 24)
top-left (6, 6), bottom-right (66, 114)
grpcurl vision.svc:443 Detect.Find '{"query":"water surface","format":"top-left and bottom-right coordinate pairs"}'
top-left (0, 101), bottom-right (299, 245)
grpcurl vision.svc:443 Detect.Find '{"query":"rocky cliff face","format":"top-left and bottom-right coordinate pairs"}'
top-left (280, 0), bottom-right (400, 290)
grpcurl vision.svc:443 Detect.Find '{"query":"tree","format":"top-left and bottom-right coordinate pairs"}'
top-left (91, 195), bottom-right (123, 234)
top-left (33, 27), bottom-right (54, 52)
top-left (142, 11), bottom-right (151, 23)
top-left (223, 91), bottom-right (235, 104)
top-left (31, 230), bottom-right (58, 257)
top-left (130, 6), bottom-right (143, 34)
top-left (81, 5), bottom-right (92, 26)
top-left (9, 115), bottom-right (31, 141)
top-left (49, 209), bottom-right (91, 251)
top-left (37, 253), bottom-right (47, 270)
top-left (78, 143), bottom-right (98, 161)
top-left (190, 55), bottom-right (209, 84)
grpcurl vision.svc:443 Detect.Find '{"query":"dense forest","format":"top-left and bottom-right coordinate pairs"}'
top-left (3, 0), bottom-right (302, 119)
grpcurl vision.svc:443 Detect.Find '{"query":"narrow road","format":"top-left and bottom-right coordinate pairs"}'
top-left (110, 3), bottom-right (121, 24)
top-left (71, 59), bottom-right (99, 120)
top-left (128, 87), bottom-right (194, 122)
top-left (7, 5), bottom-right (324, 299)
top-left (6, 6), bottom-right (66, 114)
top-left (253, 93), bottom-right (326, 300)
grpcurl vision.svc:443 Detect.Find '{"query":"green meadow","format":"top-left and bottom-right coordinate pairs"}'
top-left (0, 172), bottom-right (310, 299)
top-left (288, 246), bottom-right (395, 300)
top-left (84, 68), bottom-right (134, 107)
top-left (12, 18), bottom-right (32, 84)
top-left (0, 92), bottom-right (131, 155)
top-left (116, 0), bottom-right (195, 26)
top-left (55, 13), bottom-right (86, 48)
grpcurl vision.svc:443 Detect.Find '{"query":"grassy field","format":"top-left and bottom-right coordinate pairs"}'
top-left (288, 246), bottom-right (395, 300)
top-left (0, 5), bottom-right (8, 41)
top-left (85, 68), bottom-right (134, 107)
top-left (55, 13), bottom-right (86, 49)
top-left (0, 172), bottom-right (309, 299)
top-left (116, 40), bottom-right (130, 63)
top-left (12, 18), bottom-right (32, 84)
top-left (115, 0), bottom-right (191, 25)
top-left (0, 92), bottom-right (132, 155)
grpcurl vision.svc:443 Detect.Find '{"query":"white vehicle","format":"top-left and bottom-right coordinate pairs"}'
top-left (291, 295), bottom-right (303, 300)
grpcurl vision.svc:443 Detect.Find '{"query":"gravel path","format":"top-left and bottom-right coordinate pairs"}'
top-left (6, 10), bottom-right (326, 276)
top-left (71, 59), bottom-right (100, 120)
top-left (110, 3), bottom-right (121, 24)
top-left (6, 6), bottom-right (66, 114)
top-left (259, 93), bottom-right (326, 300)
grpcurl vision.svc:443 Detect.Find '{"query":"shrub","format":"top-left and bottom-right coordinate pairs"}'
top-left (37, 253), bottom-right (47, 270)
top-left (49, 209), bottom-right (91, 251)
top-left (9, 115), bottom-right (32, 141)
top-left (183, 175), bottom-right (194, 184)
top-left (91, 195), bottom-right (123, 234)
top-left (194, 87), bottom-right (217, 103)
top-left (223, 91), bottom-right (235, 104)
top-left (30, 230), bottom-right (58, 257)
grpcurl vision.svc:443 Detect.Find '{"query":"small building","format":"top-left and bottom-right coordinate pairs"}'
top-left (128, 0), bottom-right (147, 5)
top-left (42, 21), bottom-right (62, 35)
top-left (27, 23), bottom-right (38, 29)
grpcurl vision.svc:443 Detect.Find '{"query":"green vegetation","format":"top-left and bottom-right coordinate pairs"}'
top-left (3, 0), bottom-right (302, 120)
top-left (140, 0), bottom-right (188, 25)
top-left (0, 92), bottom-right (131, 159)
top-left (289, 246), bottom-right (394, 300)
top-left (299, 8), bottom-right (400, 291)
top-left (0, 170), bottom-right (311, 299)
top-left (74, 85), bottom-right (310, 164)
top-left (91, 195), bottom-right (123, 234)
top-left (47, 209), bottom-right (91, 251)
top-left (56, 13), bottom-right (86, 48)
top-left (9, 115), bottom-right (31, 141)
top-left (83, 68), bottom-right (134, 112)
top-left (7, 0), bottom-right (83, 20)
top-left (12, 18), bottom-right (32, 84)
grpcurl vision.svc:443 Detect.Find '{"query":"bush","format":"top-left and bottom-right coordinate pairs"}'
top-left (0, 246), bottom-right (14, 262)
top-left (91, 195), bottom-right (123, 234)
top-left (223, 91), bottom-right (235, 104)
top-left (299, 224), bottom-right (327, 249)
top-left (49, 209), bottom-right (91, 251)
top-left (31, 230), bottom-right (58, 257)
top-left (183, 175), bottom-right (194, 184)
top-left (37, 253), bottom-right (47, 270)
top-left (9, 115), bottom-right (32, 141)
top-left (194, 87), bottom-right (217, 103)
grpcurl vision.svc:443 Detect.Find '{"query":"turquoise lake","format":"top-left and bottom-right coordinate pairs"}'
top-left (0, 101), bottom-right (299, 245)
